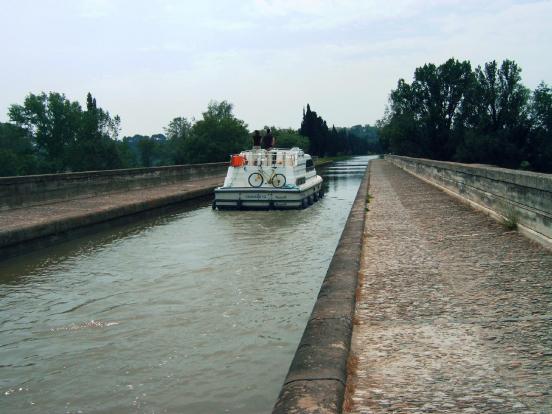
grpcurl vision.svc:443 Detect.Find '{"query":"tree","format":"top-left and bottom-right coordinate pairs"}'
top-left (392, 58), bottom-right (473, 159)
top-left (527, 82), bottom-right (552, 172)
top-left (183, 101), bottom-right (249, 163)
top-left (300, 104), bottom-right (330, 156)
top-left (457, 60), bottom-right (530, 167)
top-left (137, 137), bottom-right (156, 167)
top-left (266, 127), bottom-right (310, 151)
top-left (69, 92), bottom-right (123, 171)
top-left (378, 58), bottom-right (548, 172)
top-left (0, 122), bottom-right (38, 176)
top-left (165, 116), bottom-right (192, 164)
top-left (7, 92), bottom-right (123, 173)
top-left (9, 92), bottom-right (81, 171)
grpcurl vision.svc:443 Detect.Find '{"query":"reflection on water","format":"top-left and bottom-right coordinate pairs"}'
top-left (0, 156), bottom-right (376, 414)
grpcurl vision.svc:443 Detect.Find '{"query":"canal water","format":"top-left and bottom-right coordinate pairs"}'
top-left (0, 156), bottom-right (375, 414)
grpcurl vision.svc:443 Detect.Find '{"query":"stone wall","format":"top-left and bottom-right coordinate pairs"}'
top-left (386, 155), bottom-right (552, 244)
top-left (0, 163), bottom-right (228, 210)
top-left (272, 164), bottom-right (370, 413)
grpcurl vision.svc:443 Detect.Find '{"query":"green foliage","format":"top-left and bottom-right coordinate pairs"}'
top-left (7, 92), bottom-right (123, 173)
top-left (2, 91), bottom-right (385, 177)
top-left (0, 123), bottom-right (39, 176)
top-left (380, 58), bottom-right (552, 173)
top-left (182, 101), bottom-right (249, 163)
top-left (9, 92), bottom-right (82, 171)
top-left (527, 82), bottom-right (552, 172)
top-left (300, 104), bottom-right (379, 156)
top-left (502, 204), bottom-right (519, 231)
top-left (300, 104), bottom-right (329, 155)
top-left (165, 117), bottom-right (192, 164)
top-left (266, 127), bottom-right (310, 150)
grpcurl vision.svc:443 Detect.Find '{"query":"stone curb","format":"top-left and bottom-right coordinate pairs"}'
top-left (272, 164), bottom-right (371, 414)
top-left (0, 185), bottom-right (218, 261)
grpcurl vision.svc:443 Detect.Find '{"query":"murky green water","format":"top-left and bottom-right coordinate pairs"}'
top-left (0, 156), bottom-right (375, 414)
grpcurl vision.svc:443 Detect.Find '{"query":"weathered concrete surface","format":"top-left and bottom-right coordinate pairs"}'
top-left (346, 160), bottom-right (552, 413)
top-left (273, 165), bottom-right (370, 414)
top-left (0, 176), bottom-right (223, 260)
top-left (386, 155), bottom-right (552, 248)
top-left (0, 162), bottom-right (228, 210)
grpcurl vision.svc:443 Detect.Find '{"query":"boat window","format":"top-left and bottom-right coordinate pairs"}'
top-left (306, 159), bottom-right (314, 172)
top-left (296, 177), bottom-right (306, 185)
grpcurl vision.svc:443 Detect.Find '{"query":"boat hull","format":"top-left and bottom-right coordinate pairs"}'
top-left (214, 176), bottom-right (323, 210)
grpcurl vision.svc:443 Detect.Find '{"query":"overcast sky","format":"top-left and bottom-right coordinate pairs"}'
top-left (1, 0), bottom-right (551, 136)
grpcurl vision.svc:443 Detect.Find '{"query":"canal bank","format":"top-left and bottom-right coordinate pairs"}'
top-left (0, 158), bottom-right (345, 261)
top-left (0, 176), bottom-right (223, 260)
top-left (273, 160), bottom-right (370, 413)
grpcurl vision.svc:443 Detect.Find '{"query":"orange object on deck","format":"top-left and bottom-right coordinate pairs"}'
top-left (230, 155), bottom-right (245, 167)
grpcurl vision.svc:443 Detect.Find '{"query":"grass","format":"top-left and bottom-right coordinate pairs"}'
top-left (502, 205), bottom-right (519, 231)
top-left (365, 193), bottom-right (373, 211)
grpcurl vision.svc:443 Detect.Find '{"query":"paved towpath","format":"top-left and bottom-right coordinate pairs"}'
top-left (0, 176), bottom-right (223, 253)
top-left (347, 160), bottom-right (552, 413)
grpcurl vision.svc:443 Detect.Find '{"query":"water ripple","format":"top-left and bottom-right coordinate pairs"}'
top-left (0, 156), bottom-right (375, 414)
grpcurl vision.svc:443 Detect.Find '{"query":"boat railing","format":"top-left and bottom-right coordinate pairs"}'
top-left (240, 149), bottom-right (297, 168)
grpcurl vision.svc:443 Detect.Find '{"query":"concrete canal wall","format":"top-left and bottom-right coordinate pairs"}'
top-left (273, 164), bottom-right (370, 413)
top-left (0, 163), bottom-right (228, 210)
top-left (386, 155), bottom-right (552, 248)
top-left (0, 163), bottom-right (227, 260)
top-left (0, 159), bottom-right (338, 260)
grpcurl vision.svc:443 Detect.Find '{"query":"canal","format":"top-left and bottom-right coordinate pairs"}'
top-left (0, 156), bottom-right (375, 413)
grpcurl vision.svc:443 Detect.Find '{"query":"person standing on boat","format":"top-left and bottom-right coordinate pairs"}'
top-left (262, 128), bottom-right (277, 166)
top-left (252, 130), bottom-right (262, 148)
top-left (262, 128), bottom-right (274, 150)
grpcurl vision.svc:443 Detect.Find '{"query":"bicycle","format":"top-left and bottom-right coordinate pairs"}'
top-left (248, 166), bottom-right (286, 188)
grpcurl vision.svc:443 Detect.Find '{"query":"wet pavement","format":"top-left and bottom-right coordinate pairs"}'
top-left (347, 160), bottom-right (552, 414)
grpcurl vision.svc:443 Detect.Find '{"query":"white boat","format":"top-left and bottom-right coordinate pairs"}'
top-left (213, 147), bottom-right (324, 209)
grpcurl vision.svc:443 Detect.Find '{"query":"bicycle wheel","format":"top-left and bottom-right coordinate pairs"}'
top-left (248, 172), bottom-right (264, 187)
top-left (272, 174), bottom-right (286, 188)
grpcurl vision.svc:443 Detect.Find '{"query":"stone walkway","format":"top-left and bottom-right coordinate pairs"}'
top-left (346, 160), bottom-right (552, 414)
top-left (0, 176), bottom-right (223, 253)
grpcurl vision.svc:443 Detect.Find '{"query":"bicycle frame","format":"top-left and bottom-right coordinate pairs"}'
top-left (256, 166), bottom-right (278, 184)
top-left (247, 165), bottom-right (286, 188)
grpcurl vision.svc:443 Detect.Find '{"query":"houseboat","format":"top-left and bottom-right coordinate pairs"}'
top-left (213, 147), bottom-right (323, 209)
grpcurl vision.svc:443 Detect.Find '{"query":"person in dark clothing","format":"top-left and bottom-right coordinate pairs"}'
top-left (262, 128), bottom-right (274, 150)
top-left (252, 130), bottom-right (262, 148)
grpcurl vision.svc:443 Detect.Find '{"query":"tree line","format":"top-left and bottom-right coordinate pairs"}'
top-left (0, 96), bottom-right (251, 176)
top-left (0, 93), bottom-right (380, 176)
top-left (300, 104), bottom-right (381, 156)
top-left (378, 58), bottom-right (552, 173)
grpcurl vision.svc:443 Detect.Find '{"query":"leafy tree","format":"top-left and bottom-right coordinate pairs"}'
top-left (457, 60), bottom-right (530, 168)
top-left (69, 92), bottom-right (123, 171)
top-left (347, 125), bottom-right (381, 154)
top-left (115, 140), bottom-right (139, 168)
top-left (9, 92), bottom-right (81, 171)
top-left (7, 92), bottom-right (123, 173)
top-left (527, 82), bottom-right (552, 172)
top-left (183, 101), bottom-right (249, 163)
top-left (378, 58), bottom-right (551, 172)
top-left (386, 59), bottom-right (473, 159)
top-left (137, 136), bottom-right (156, 167)
top-left (263, 127), bottom-right (310, 151)
top-left (0, 122), bottom-right (38, 176)
top-left (165, 116), bottom-right (192, 164)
